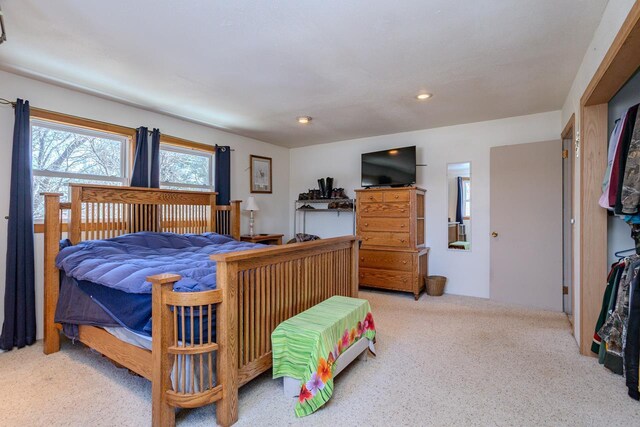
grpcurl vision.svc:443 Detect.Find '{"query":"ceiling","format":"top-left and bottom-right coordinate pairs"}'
top-left (0, 1), bottom-right (608, 148)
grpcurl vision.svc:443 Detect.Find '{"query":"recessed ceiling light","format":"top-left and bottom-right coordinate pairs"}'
top-left (297, 116), bottom-right (312, 124)
top-left (416, 93), bottom-right (433, 100)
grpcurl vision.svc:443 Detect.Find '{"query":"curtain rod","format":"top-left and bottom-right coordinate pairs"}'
top-left (1, 98), bottom-right (235, 151)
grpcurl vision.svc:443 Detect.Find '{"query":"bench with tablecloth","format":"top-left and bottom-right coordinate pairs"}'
top-left (271, 295), bottom-right (376, 417)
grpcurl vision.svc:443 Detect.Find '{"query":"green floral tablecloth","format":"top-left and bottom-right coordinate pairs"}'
top-left (271, 296), bottom-right (376, 417)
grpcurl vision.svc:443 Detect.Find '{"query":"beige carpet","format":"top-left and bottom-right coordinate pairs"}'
top-left (1, 291), bottom-right (639, 426)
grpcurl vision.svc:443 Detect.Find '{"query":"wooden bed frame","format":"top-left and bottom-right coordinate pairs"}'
top-left (42, 184), bottom-right (359, 426)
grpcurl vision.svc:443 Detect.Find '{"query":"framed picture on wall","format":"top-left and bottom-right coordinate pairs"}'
top-left (250, 155), bottom-right (272, 193)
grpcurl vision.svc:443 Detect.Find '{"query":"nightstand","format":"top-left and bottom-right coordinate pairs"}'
top-left (240, 233), bottom-right (284, 245)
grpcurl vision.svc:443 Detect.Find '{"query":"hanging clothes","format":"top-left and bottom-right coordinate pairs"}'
top-left (596, 103), bottom-right (640, 399)
top-left (625, 268), bottom-right (640, 400)
top-left (600, 267), bottom-right (622, 364)
top-left (614, 104), bottom-right (639, 215)
top-left (599, 256), bottom-right (639, 375)
top-left (592, 262), bottom-right (623, 353)
top-left (609, 111), bottom-right (631, 207)
top-left (600, 119), bottom-right (623, 210)
top-left (621, 107), bottom-right (640, 214)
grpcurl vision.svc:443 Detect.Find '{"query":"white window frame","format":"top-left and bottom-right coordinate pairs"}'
top-left (159, 143), bottom-right (214, 191)
top-left (31, 119), bottom-right (129, 185)
top-left (29, 118), bottom-right (132, 224)
top-left (463, 179), bottom-right (471, 219)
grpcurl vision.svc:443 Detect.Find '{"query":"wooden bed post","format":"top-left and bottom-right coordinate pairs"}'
top-left (350, 239), bottom-right (360, 298)
top-left (216, 260), bottom-right (239, 426)
top-left (229, 200), bottom-right (241, 240)
top-left (209, 193), bottom-right (217, 234)
top-left (43, 193), bottom-right (62, 355)
top-left (149, 274), bottom-right (179, 427)
top-left (69, 185), bottom-right (82, 244)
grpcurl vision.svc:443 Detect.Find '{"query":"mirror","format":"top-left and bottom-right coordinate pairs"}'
top-left (447, 162), bottom-right (471, 251)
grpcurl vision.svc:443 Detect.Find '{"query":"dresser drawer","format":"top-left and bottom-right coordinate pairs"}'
top-left (359, 268), bottom-right (413, 290)
top-left (360, 231), bottom-right (410, 248)
top-left (359, 202), bottom-right (410, 217)
top-left (383, 191), bottom-right (410, 202)
top-left (359, 249), bottom-right (413, 271)
top-left (360, 191), bottom-right (384, 203)
top-left (359, 217), bottom-right (410, 232)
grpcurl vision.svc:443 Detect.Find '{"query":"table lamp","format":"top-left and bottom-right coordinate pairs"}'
top-left (245, 196), bottom-right (260, 237)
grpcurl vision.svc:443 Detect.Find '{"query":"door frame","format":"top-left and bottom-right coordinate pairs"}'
top-left (561, 114), bottom-right (575, 324)
top-left (579, 2), bottom-right (640, 355)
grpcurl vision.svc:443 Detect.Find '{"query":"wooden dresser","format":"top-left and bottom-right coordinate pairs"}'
top-left (355, 187), bottom-right (429, 300)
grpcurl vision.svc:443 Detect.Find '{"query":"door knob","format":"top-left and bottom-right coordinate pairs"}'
top-left (491, 232), bottom-right (498, 238)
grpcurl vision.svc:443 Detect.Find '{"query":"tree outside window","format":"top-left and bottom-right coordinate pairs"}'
top-left (31, 120), bottom-right (128, 220)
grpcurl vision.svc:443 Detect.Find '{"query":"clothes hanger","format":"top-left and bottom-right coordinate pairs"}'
top-left (615, 247), bottom-right (636, 259)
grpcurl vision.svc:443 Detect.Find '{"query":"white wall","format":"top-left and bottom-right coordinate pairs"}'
top-left (290, 111), bottom-right (561, 299)
top-left (0, 70), bottom-right (291, 340)
top-left (560, 0), bottom-right (636, 345)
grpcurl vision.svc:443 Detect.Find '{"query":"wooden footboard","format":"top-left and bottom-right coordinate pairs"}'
top-left (212, 238), bottom-right (359, 386)
top-left (149, 237), bottom-right (359, 426)
top-left (42, 184), bottom-right (359, 427)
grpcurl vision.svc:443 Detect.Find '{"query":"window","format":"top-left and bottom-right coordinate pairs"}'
top-left (159, 144), bottom-right (214, 191)
top-left (31, 119), bottom-right (129, 220)
top-left (462, 178), bottom-right (471, 219)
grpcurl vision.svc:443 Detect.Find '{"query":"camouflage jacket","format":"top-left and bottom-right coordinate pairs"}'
top-left (599, 258), bottom-right (639, 357)
top-left (621, 108), bottom-right (640, 214)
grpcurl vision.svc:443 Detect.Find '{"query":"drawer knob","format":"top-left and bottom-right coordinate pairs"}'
top-left (394, 195), bottom-right (399, 199)
top-left (402, 260), bottom-right (407, 264)
top-left (401, 224), bottom-right (405, 228)
top-left (360, 257), bottom-right (364, 261)
top-left (400, 239), bottom-right (406, 243)
top-left (369, 196), bottom-right (374, 199)
top-left (365, 237), bottom-right (370, 241)
top-left (365, 223), bottom-right (369, 226)
top-left (401, 209), bottom-right (406, 213)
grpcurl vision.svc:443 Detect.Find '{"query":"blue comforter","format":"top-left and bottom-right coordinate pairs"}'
top-left (56, 232), bottom-right (262, 294)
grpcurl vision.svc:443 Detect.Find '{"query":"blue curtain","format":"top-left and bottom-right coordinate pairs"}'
top-left (455, 177), bottom-right (464, 224)
top-left (150, 128), bottom-right (160, 188)
top-left (0, 99), bottom-right (36, 351)
top-left (131, 127), bottom-right (160, 188)
top-left (215, 146), bottom-right (231, 205)
top-left (130, 127), bottom-right (149, 187)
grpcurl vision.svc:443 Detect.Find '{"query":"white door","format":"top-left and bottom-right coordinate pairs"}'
top-left (490, 141), bottom-right (563, 311)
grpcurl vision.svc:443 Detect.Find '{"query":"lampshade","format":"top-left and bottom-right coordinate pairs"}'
top-left (245, 196), bottom-right (259, 211)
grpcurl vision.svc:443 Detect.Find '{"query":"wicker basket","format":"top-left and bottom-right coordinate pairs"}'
top-left (425, 275), bottom-right (446, 296)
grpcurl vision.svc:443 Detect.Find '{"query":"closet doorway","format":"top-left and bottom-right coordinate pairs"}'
top-left (490, 140), bottom-right (563, 311)
top-left (578, 1), bottom-right (640, 356)
top-left (561, 116), bottom-right (575, 321)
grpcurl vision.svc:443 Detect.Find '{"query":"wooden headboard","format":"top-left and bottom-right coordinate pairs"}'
top-left (44, 184), bottom-right (240, 243)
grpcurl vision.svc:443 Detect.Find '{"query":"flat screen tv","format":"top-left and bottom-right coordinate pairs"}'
top-left (361, 146), bottom-right (416, 187)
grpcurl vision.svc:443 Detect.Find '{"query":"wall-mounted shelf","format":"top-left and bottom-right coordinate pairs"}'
top-left (294, 199), bottom-right (356, 235)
